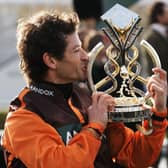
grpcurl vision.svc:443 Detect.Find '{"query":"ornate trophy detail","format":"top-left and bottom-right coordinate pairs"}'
top-left (87, 4), bottom-right (161, 135)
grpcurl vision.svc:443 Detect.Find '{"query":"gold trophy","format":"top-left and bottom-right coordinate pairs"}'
top-left (87, 4), bottom-right (161, 135)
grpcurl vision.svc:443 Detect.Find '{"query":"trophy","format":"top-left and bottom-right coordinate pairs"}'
top-left (87, 4), bottom-right (161, 135)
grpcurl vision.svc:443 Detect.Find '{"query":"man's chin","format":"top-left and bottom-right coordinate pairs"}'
top-left (79, 75), bottom-right (87, 82)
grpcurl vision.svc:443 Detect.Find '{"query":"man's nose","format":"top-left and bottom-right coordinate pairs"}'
top-left (81, 48), bottom-right (89, 61)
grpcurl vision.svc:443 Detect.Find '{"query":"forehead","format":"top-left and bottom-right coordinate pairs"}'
top-left (65, 32), bottom-right (81, 49)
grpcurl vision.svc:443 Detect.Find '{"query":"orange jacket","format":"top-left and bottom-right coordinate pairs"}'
top-left (106, 120), bottom-right (167, 168)
top-left (2, 85), bottom-right (168, 168)
top-left (2, 109), bottom-right (101, 168)
top-left (2, 109), bottom-right (167, 168)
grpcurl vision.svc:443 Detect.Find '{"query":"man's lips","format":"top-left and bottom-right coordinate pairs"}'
top-left (82, 64), bottom-right (88, 72)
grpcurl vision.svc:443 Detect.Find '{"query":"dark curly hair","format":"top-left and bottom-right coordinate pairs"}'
top-left (17, 11), bottom-right (79, 84)
top-left (150, 2), bottom-right (166, 24)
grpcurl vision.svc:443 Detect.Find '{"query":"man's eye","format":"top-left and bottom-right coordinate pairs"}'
top-left (74, 49), bottom-right (80, 53)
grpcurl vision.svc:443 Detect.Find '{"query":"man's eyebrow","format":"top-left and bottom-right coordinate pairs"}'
top-left (72, 44), bottom-right (82, 50)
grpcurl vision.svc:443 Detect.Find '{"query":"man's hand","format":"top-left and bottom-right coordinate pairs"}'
top-left (146, 67), bottom-right (167, 112)
top-left (87, 92), bottom-right (115, 128)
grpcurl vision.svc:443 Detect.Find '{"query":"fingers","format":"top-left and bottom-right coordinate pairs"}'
top-left (147, 68), bottom-right (167, 93)
top-left (92, 92), bottom-right (115, 110)
top-left (147, 77), bottom-right (163, 93)
top-left (98, 94), bottom-right (115, 106)
top-left (146, 68), bottom-right (167, 110)
top-left (152, 67), bottom-right (167, 81)
top-left (107, 104), bottom-right (114, 112)
top-left (149, 80), bottom-right (167, 111)
top-left (92, 92), bottom-right (114, 104)
top-left (92, 92), bottom-right (105, 105)
top-left (148, 82), bottom-right (164, 96)
top-left (89, 92), bottom-right (115, 127)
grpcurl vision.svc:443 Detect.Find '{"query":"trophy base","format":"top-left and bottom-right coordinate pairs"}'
top-left (108, 104), bottom-right (151, 123)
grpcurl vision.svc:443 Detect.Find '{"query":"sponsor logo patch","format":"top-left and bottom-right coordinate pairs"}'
top-left (30, 85), bottom-right (54, 96)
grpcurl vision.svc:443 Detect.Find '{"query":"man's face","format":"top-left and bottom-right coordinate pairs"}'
top-left (55, 32), bottom-right (89, 83)
top-left (160, 6), bottom-right (168, 25)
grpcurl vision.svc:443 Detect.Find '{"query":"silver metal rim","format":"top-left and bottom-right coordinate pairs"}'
top-left (108, 108), bottom-right (151, 123)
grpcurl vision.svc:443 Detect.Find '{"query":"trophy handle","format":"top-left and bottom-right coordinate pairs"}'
top-left (88, 43), bottom-right (120, 93)
top-left (140, 40), bottom-right (161, 68)
top-left (135, 40), bottom-right (162, 135)
top-left (88, 42), bottom-right (105, 92)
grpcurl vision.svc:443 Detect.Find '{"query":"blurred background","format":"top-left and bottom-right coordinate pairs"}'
top-left (0, 0), bottom-right (167, 167)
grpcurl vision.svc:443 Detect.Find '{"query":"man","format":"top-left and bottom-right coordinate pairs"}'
top-left (143, 1), bottom-right (168, 81)
top-left (1, 10), bottom-right (167, 168)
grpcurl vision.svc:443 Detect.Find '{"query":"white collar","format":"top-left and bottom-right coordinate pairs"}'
top-left (151, 23), bottom-right (167, 38)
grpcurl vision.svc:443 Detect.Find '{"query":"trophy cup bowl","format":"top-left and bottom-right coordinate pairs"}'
top-left (107, 97), bottom-right (151, 123)
top-left (87, 4), bottom-right (161, 135)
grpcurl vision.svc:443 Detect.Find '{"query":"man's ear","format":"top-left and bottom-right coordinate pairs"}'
top-left (43, 52), bottom-right (57, 69)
